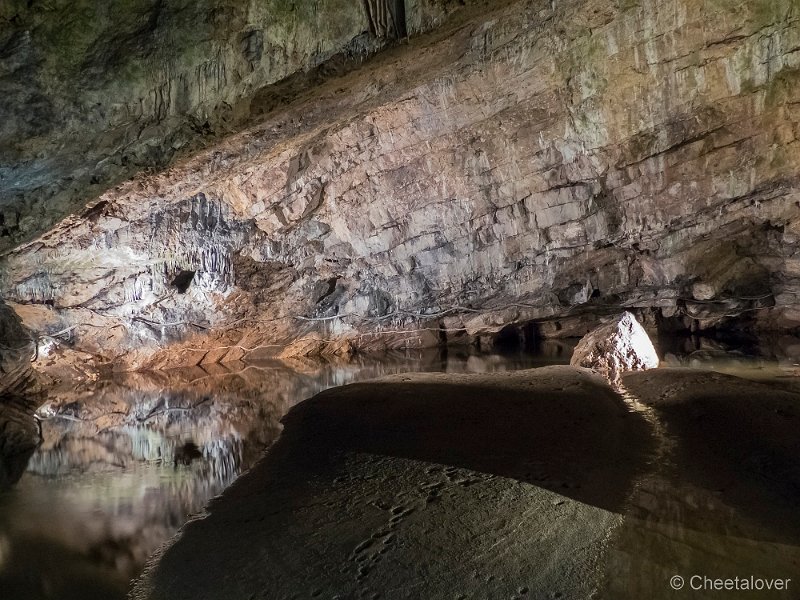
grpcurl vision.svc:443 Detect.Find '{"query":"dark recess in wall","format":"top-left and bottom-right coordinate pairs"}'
top-left (394, 0), bottom-right (408, 38)
top-left (365, 0), bottom-right (408, 38)
top-left (171, 270), bottom-right (196, 294)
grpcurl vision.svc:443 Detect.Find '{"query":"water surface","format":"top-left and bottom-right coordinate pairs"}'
top-left (0, 338), bottom-right (797, 599)
top-left (0, 347), bottom-right (571, 600)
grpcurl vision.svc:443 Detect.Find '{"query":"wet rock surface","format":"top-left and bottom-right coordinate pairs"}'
top-left (134, 365), bottom-right (800, 600)
top-left (135, 366), bottom-right (654, 600)
top-left (570, 311), bottom-right (659, 382)
top-left (622, 369), bottom-right (800, 540)
top-left (600, 368), bottom-right (800, 599)
top-left (0, 396), bottom-right (39, 490)
top-left (1, 0), bottom-right (799, 371)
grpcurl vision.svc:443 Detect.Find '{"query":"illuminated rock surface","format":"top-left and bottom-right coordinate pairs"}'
top-left (570, 311), bottom-right (659, 382)
top-left (1, 0), bottom-right (799, 374)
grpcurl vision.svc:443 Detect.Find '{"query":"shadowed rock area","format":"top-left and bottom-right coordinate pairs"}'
top-left (0, 396), bottom-right (39, 490)
top-left (134, 365), bottom-right (800, 600)
top-left (134, 366), bottom-right (656, 599)
top-left (0, 300), bottom-right (38, 396)
top-left (0, 0), bottom-right (473, 252)
top-left (0, 301), bottom-right (43, 490)
top-left (599, 369), bottom-right (800, 599)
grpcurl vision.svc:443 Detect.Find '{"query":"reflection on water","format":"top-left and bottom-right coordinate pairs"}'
top-left (603, 368), bottom-right (800, 599)
top-left (135, 344), bottom-right (800, 600)
top-left (659, 333), bottom-right (800, 385)
top-left (0, 338), bottom-right (798, 600)
top-left (0, 347), bottom-right (570, 600)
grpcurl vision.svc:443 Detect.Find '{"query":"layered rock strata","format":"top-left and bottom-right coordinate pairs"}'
top-left (0, 300), bottom-right (41, 394)
top-left (2, 0), bottom-right (800, 371)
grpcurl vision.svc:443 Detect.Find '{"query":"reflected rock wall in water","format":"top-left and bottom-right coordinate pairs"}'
top-left (0, 361), bottom-right (313, 597)
top-left (0, 301), bottom-right (38, 398)
top-left (1, 351), bottom-right (553, 598)
top-left (0, 397), bottom-right (39, 490)
top-left (9, 367), bottom-right (304, 580)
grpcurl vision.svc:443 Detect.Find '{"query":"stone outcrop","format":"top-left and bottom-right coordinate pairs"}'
top-left (1, 0), bottom-right (800, 372)
top-left (570, 312), bottom-right (659, 382)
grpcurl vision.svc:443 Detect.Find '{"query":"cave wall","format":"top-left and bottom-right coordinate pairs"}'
top-left (0, 0), bottom-right (476, 252)
top-left (1, 0), bottom-right (800, 370)
top-left (0, 300), bottom-right (40, 394)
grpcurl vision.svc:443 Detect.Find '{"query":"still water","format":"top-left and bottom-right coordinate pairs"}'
top-left (0, 340), bottom-right (797, 599)
top-left (0, 346), bottom-right (574, 600)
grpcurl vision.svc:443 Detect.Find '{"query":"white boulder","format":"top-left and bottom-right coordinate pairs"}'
top-left (570, 312), bottom-right (659, 383)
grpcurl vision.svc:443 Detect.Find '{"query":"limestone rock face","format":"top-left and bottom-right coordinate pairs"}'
top-left (0, 300), bottom-right (39, 395)
top-left (1, 0), bottom-right (800, 372)
top-left (0, 0), bottom-right (470, 252)
top-left (570, 312), bottom-right (659, 382)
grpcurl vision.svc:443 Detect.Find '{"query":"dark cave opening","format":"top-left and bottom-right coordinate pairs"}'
top-left (486, 322), bottom-right (543, 354)
top-left (364, 0), bottom-right (408, 39)
top-left (170, 270), bottom-right (196, 294)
